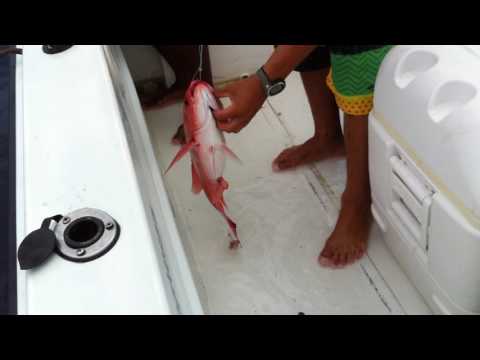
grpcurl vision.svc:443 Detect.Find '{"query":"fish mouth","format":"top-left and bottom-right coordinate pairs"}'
top-left (187, 80), bottom-right (208, 97)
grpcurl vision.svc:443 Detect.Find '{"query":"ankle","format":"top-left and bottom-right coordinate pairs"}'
top-left (341, 190), bottom-right (371, 209)
top-left (313, 131), bottom-right (343, 143)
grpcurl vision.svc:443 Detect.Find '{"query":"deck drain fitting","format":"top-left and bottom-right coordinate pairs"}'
top-left (55, 208), bottom-right (120, 263)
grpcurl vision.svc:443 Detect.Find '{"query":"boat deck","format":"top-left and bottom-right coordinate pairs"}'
top-left (145, 72), bottom-right (432, 315)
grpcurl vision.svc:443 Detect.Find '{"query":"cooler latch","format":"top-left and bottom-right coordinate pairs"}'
top-left (390, 155), bottom-right (434, 252)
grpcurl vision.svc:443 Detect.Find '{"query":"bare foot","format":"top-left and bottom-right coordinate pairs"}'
top-left (272, 136), bottom-right (345, 172)
top-left (318, 196), bottom-right (372, 269)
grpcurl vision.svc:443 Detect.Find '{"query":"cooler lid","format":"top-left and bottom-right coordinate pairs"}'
top-left (373, 45), bottom-right (480, 229)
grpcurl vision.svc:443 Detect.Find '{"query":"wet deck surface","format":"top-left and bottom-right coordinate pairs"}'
top-left (145, 72), bottom-right (431, 315)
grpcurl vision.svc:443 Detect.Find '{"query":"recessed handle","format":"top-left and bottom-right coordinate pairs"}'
top-left (428, 80), bottom-right (477, 123)
top-left (395, 49), bottom-right (439, 89)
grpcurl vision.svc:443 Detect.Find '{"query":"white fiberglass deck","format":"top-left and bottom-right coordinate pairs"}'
top-left (145, 72), bottom-right (432, 315)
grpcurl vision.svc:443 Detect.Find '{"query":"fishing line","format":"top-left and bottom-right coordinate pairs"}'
top-left (192, 44), bottom-right (205, 82)
top-left (266, 98), bottom-right (282, 117)
top-left (198, 44), bottom-right (204, 80)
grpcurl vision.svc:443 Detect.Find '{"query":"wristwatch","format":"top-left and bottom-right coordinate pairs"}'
top-left (256, 67), bottom-right (286, 97)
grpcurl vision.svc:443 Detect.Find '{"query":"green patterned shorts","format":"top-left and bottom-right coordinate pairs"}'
top-left (326, 45), bottom-right (394, 115)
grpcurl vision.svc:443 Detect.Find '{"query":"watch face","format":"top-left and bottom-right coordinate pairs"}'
top-left (268, 82), bottom-right (286, 96)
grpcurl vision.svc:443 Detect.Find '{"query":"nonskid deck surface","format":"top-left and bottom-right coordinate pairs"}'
top-left (145, 72), bottom-right (431, 315)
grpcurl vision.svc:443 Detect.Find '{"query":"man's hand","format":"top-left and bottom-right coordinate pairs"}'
top-left (213, 46), bottom-right (318, 134)
top-left (213, 75), bottom-right (266, 133)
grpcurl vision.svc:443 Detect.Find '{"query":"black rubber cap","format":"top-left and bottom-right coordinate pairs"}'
top-left (17, 228), bottom-right (56, 270)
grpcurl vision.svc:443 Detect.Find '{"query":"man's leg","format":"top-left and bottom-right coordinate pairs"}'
top-left (272, 68), bottom-right (345, 171)
top-left (318, 114), bottom-right (371, 268)
top-left (318, 45), bottom-right (393, 268)
top-left (272, 46), bottom-right (345, 171)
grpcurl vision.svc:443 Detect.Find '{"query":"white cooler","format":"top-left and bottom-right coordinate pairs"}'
top-left (370, 45), bottom-right (480, 315)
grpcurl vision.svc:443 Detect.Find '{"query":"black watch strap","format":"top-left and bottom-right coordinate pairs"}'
top-left (256, 67), bottom-right (271, 95)
top-left (256, 67), bottom-right (286, 97)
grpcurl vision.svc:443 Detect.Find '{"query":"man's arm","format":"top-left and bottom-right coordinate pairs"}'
top-left (214, 45), bottom-right (319, 133)
top-left (263, 45), bottom-right (318, 80)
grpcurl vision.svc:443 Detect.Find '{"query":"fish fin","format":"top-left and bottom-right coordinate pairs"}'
top-left (223, 210), bottom-right (239, 247)
top-left (209, 179), bottom-right (240, 249)
top-left (217, 178), bottom-right (229, 208)
top-left (164, 140), bottom-right (195, 175)
top-left (222, 144), bottom-right (242, 164)
top-left (191, 163), bottom-right (203, 194)
top-left (171, 125), bottom-right (186, 146)
top-left (218, 177), bottom-right (229, 190)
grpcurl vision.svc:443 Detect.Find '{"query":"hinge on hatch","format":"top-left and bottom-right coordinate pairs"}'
top-left (424, 194), bottom-right (435, 253)
top-left (42, 45), bottom-right (74, 54)
top-left (421, 176), bottom-right (435, 254)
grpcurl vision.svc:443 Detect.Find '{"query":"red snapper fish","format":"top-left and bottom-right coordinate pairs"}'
top-left (165, 80), bottom-right (241, 249)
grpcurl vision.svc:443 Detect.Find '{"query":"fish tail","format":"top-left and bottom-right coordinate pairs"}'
top-left (214, 196), bottom-right (240, 247)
